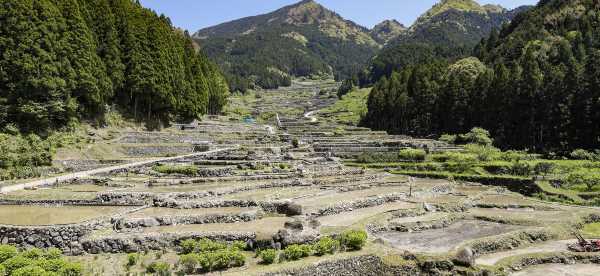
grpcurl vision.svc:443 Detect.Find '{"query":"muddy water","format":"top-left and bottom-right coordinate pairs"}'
top-left (0, 205), bottom-right (128, 225)
top-left (375, 220), bottom-right (525, 253)
top-left (511, 264), bottom-right (600, 276)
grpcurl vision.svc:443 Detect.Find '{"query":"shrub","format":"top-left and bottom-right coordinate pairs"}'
top-left (231, 241), bottom-right (247, 251)
top-left (340, 230), bottom-right (367, 251)
top-left (292, 138), bottom-right (300, 148)
top-left (459, 127), bottom-right (493, 146)
top-left (314, 237), bottom-right (340, 256)
top-left (126, 253), bottom-right (139, 267)
top-left (0, 264), bottom-right (5, 276)
top-left (258, 249), bottom-right (278, 264)
top-left (36, 258), bottom-right (67, 272)
top-left (146, 262), bottom-right (170, 274)
top-left (566, 170), bottom-right (600, 191)
top-left (11, 265), bottom-right (47, 276)
top-left (178, 254), bottom-right (198, 274)
top-left (398, 148), bottom-right (426, 162)
top-left (283, 244), bottom-right (311, 261)
top-left (464, 144), bottom-right (501, 162)
top-left (57, 262), bottom-right (82, 276)
top-left (180, 239), bottom-right (197, 254)
top-left (44, 248), bottom-right (62, 260)
top-left (571, 149), bottom-right (596, 160)
top-left (197, 249), bottom-right (245, 271)
top-left (510, 161), bottom-right (532, 177)
top-left (0, 245), bottom-right (17, 263)
top-left (439, 134), bottom-right (457, 144)
top-left (2, 256), bottom-right (33, 274)
top-left (534, 162), bottom-right (555, 177)
top-left (21, 248), bottom-right (44, 260)
top-left (153, 164), bottom-right (198, 176)
top-left (198, 238), bottom-right (227, 252)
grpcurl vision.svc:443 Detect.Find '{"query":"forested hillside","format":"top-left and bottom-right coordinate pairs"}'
top-left (363, 0), bottom-right (600, 153)
top-left (0, 0), bottom-right (229, 134)
top-left (194, 0), bottom-right (380, 92)
top-left (360, 0), bottom-right (529, 87)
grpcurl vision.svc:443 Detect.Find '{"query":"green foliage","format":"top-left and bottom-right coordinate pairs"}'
top-left (459, 128), bottom-right (493, 146)
top-left (439, 134), bottom-right (457, 144)
top-left (183, 249), bottom-right (245, 272)
top-left (571, 149), bottom-right (600, 161)
top-left (398, 148), bottom-right (427, 162)
top-left (11, 265), bottom-right (47, 276)
top-left (340, 230), bottom-right (368, 251)
top-left (565, 170), bottom-right (600, 192)
top-left (292, 138), bottom-right (300, 148)
top-left (0, 245), bottom-right (17, 263)
top-left (0, 246), bottom-right (80, 276)
top-left (178, 254), bottom-right (198, 274)
top-left (314, 237), bottom-right (340, 256)
top-left (464, 144), bottom-right (500, 162)
top-left (534, 162), bottom-right (555, 177)
top-left (283, 244), bottom-right (312, 261)
top-left (180, 239), bottom-right (197, 254)
top-left (258, 249), bottom-right (278, 265)
top-left (0, 0), bottom-right (228, 133)
top-left (198, 238), bottom-right (227, 253)
top-left (146, 262), bottom-right (170, 275)
top-left (231, 241), bottom-right (247, 251)
top-left (126, 253), bottom-right (139, 267)
top-left (153, 165), bottom-right (199, 176)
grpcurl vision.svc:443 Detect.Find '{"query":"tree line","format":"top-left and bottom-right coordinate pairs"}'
top-left (362, 0), bottom-right (600, 154)
top-left (0, 0), bottom-right (229, 133)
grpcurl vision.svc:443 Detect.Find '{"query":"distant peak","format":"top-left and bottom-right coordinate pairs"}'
top-left (417, 0), bottom-right (487, 23)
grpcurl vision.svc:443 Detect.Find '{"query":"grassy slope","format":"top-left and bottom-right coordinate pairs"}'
top-left (320, 88), bottom-right (370, 126)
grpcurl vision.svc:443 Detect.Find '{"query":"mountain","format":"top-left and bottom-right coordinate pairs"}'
top-left (362, 0), bottom-right (600, 152)
top-left (370, 20), bottom-right (406, 45)
top-left (194, 0), bottom-right (381, 92)
top-left (367, 0), bottom-right (531, 83)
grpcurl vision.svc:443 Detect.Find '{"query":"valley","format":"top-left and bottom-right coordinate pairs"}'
top-left (0, 80), bottom-right (598, 275)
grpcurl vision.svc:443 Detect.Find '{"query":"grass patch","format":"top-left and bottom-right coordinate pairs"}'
top-left (320, 88), bottom-right (369, 125)
top-left (582, 223), bottom-right (600, 237)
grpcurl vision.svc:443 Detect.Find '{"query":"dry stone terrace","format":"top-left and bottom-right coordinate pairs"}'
top-left (0, 80), bottom-right (599, 275)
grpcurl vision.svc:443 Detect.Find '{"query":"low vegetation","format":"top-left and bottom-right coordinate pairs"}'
top-left (0, 245), bottom-right (81, 276)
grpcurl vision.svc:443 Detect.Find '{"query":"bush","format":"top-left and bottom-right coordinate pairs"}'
top-left (283, 244), bottom-right (311, 261)
top-left (153, 164), bottom-right (198, 176)
top-left (534, 162), bottom-right (555, 177)
top-left (178, 254), bottom-right (198, 274)
top-left (292, 138), bottom-right (300, 148)
top-left (36, 258), bottom-right (68, 272)
top-left (566, 170), bottom-right (600, 191)
top-left (258, 249), bottom-right (278, 264)
top-left (11, 265), bottom-right (47, 276)
top-left (2, 256), bottom-right (33, 274)
top-left (571, 149), bottom-right (599, 161)
top-left (398, 148), bottom-right (426, 162)
top-left (196, 249), bottom-right (245, 271)
top-left (0, 245), bottom-right (17, 263)
top-left (57, 262), bottom-right (82, 276)
top-left (21, 248), bottom-right (44, 260)
top-left (44, 248), bottom-right (62, 260)
top-left (126, 253), bottom-right (139, 267)
top-left (146, 262), bottom-right (170, 275)
top-left (510, 161), bottom-right (532, 176)
top-left (459, 127), bottom-right (493, 146)
top-left (464, 144), bottom-right (501, 162)
top-left (231, 241), bottom-right (247, 251)
top-left (314, 237), bottom-right (340, 256)
top-left (340, 230), bottom-right (368, 251)
top-left (180, 239), bottom-right (198, 254)
top-left (0, 264), bottom-right (4, 276)
top-left (198, 238), bottom-right (227, 253)
top-left (439, 134), bottom-right (457, 144)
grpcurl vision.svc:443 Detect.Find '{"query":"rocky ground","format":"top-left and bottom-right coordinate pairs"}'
top-left (0, 80), bottom-right (599, 275)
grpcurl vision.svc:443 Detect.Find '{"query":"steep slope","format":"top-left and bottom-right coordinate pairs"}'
top-left (367, 0), bottom-right (530, 83)
top-left (194, 0), bottom-right (380, 92)
top-left (362, 0), bottom-right (600, 152)
top-left (370, 20), bottom-right (407, 44)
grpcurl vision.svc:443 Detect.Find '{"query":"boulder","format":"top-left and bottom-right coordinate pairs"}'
top-left (454, 247), bottom-right (475, 267)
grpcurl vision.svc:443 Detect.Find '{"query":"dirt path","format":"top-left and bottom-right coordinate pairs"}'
top-left (304, 111), bottom-right (318, 123)
top-left (475, 240), bottom-right (575, 266)
top-left (0, 147), bottom-right (236, 194)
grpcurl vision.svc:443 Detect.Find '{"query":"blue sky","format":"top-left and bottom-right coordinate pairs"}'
top-left (139, 0), bottom-right (538, 32)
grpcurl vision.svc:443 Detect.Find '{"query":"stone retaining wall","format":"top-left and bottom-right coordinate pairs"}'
top-left (116, 211), bottom-right (260, 229)
top-left (0, 221), bottom-right (105, 255)
top-left (263, 255), bottom-right (386, 276)
top-left (81, 232), bottom-right (255, 254)
top-left (315, 193), bottom-right (406, 217)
